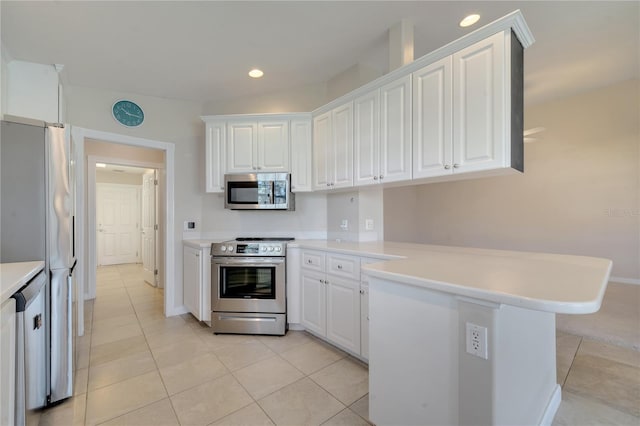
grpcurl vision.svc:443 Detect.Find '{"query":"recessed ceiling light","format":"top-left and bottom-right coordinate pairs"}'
top-left (248, 69), bottom-right (264, 78)
top-left (96, 163), bottom-right (106, 168)
top-left (459, 14), bottom-right (480, 28)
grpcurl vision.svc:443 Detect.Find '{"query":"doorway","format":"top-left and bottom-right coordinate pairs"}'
top-left (95, 163), bottom-right (159, 288)
top-left (72, 126), bottom-right (177, 338)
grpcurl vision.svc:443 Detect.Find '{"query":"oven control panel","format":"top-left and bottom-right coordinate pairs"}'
top-left (211, 241), bottom-right (286, 257)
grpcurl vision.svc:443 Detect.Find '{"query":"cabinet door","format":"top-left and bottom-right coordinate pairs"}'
top-left (226, 121), bottom-right (257, 173)
top-left (453, 32), bottom-right (505, 173)
top-left (360, 283), bottom-right (369, 360)
top-left (354, 90), bottom-right (380, 186)
top-left (413, 57), bottom-right (453, 179)
top-left (290, 118), bottom-right (312, 192)
top-left (205, 122), bottom-right (225, 192)
top-left (331, 102), bottom-right (354, 189)
top-left (312, 111), bottom-right (331, 190)
top-left (379, 75), bottom-right (412, 183)
top-left (300, 270), bottom-right (327, 336)
top-left (1, 298), bottom-right (16, 426)
top-left (326, 276), bottom-right (360, 354)
top-left (200, 246), bottom-right (211, 323)
top-left (183, 246), bottom-right (201, 320)
top-left (257, 120), bottom-right (289, 171)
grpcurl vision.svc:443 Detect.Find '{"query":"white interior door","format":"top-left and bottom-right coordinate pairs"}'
top-left (97, 183), bottom-right (140, 266)
top-left (141, 171), bottom-right (157, 285)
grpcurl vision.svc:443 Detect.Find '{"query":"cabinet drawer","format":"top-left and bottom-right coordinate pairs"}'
top-left (327, 254), bottom-right (360, 280)
top-left (302, 250), bottom-right (326, 272)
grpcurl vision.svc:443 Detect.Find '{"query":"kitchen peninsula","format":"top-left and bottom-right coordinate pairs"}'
top-left (286, 240), bottom-right (612, 426)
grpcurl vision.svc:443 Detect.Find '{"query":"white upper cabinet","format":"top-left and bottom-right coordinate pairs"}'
top-left (257, 121), bottom-right (289, 172)
top-left (413, 57), bottom-right (453, 179)
top-left (313, 102), bottom-right (354, 190)
top-left (355, 75), bottom-right (411, 186)
top-left (227, 120), bottom-right (289, 173)
top-left (354, 90), bottom-right (380, 186)
top-left (226, 121), bottom-right (257, 173)
top-left (205, 121), bottom-right (225, 193)
top-left (414, 30), bottom-right (522, 179)
top-left (312, 111), bottom-right (331, 189)
top-left (332, 102), bottom-right (354, 189)
top-left (290, 118), bottom-right (313, 192)
top-left (452, 32), bottom-right (505, 173)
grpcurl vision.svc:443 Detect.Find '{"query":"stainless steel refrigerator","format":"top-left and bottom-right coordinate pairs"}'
top-left (1, 117), bottom-right (76, 410)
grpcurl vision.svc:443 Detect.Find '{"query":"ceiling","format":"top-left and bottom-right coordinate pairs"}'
top-left (1, 1), bottom-right (638, 107)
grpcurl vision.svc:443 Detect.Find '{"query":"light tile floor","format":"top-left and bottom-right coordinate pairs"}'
top-left (38, 265), bottom-right (639, 425)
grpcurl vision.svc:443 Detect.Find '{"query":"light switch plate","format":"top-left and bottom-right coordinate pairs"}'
top-left (183, 220), bottom-right (196, 231)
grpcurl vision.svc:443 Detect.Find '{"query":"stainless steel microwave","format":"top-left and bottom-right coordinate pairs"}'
top-left (224, 172), bottom-right (295, 210)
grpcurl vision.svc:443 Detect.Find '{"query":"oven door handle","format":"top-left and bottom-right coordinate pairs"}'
top-left (213, 257), bottom-right (285, 266)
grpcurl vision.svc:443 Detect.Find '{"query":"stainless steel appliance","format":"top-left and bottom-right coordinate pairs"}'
top-left (1, 117), bottom-right (76, 412)
top-left (211, 238), bottom-right (293, 335)
top-left (224, 173), bottom-right (294, 210)
top-left (12, 271), bottom-right (47, 426)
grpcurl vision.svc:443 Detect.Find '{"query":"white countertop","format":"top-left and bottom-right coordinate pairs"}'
top-left (289, 240), bottom-right (612, 315)
top-left (183, 238), bottom-right (612, 315)
top-left (183, 239), bottom-right (221, 249)
top-left (1, 261), bottom-right (45, 303)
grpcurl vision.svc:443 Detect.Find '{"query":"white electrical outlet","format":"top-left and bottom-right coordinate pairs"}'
top-left (340, 219), bottom-right (349, 230)
top-left (365, 219), bottom-right (374, 231)
top-left (466, 322), bottom-right (489, 359)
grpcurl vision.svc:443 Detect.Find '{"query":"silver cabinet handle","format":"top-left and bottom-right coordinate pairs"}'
top-left (337, 264), bottom-right (342, 269)
top-left (319, 279), bottom-right (323, 283)
top-left (307, 259), bottom-right (312, 264)
top-left (257, 166), bottom-right (262, 170)
top-left (373, 176), bottom-right (378, 180)
top-left (326, 183), bottom-right (331, 187)
top-left (444, 165), bottom-right (451, 170)
top-left (453, 164), bottom-right (460, 168)
top-left (379, 175), bottom-right (384, 180)
top-left (196, 253), bottom-right (199, 257)
top-left (360, 289), bottom-right (364, 294)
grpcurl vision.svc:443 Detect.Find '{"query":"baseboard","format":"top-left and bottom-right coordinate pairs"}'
top-left (539, 384), bottom-right (562, 426)
top-left (610, 276), bottom-right (640, 286)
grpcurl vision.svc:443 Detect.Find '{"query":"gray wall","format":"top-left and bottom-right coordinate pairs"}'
top-left (384, 79), bottom-right (639, 280)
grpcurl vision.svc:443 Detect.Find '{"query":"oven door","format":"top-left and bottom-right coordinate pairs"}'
top-left (212, 257), bottom-right (286, 314)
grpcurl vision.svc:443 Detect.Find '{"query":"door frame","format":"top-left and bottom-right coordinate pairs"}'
top-left (72, 126), bottom-right (178, 328)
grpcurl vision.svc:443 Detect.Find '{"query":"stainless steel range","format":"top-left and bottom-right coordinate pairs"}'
top-left (210, 238), bottom-right (293, 336)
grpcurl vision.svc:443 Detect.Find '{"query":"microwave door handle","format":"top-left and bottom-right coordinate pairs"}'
top-left (270, 181), bottom-right (275, 205)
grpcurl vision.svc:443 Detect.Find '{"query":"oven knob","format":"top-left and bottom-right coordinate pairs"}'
top-left (228, 245), bottom-right (234, 252)
top-left (261, 246), bottom-right (266, 252)
top-left (220, 246), bottom-right (227, 252)
top-left (275, 246), bottom-right (281, 252)
top-left (268, 246), bottom-right (274, 252)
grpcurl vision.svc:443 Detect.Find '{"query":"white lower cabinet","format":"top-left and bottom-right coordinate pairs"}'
top-left (300, 249), bottom-right (364, 357)
top-left (0, 298), bottom-right (16, 426)
top-left (183, 244), bottom-right (211, 322)
top-left (359, 283), bottom-right (369, 361)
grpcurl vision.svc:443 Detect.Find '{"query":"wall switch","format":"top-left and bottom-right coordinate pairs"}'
top-left (365, 219), bottom-right (374, 231)
top-left (183, 220), bottom-right (196, 231)
top-left (340, 219), bottom-right (349, 230)
top-left (466, 323), bottom-right (488, 359)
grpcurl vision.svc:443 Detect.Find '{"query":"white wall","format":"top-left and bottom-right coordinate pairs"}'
top-left (203, 82), bottom-right (327, 115)
top-left (200, 192), bottom-right (327, 240)
top-left (326, 188), bottom-right (384, 242)
top-left (384, 80), bottom-right (640, 281)
top-left (67, 85), bottom-right (203, 310)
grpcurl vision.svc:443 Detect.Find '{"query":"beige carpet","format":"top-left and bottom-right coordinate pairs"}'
top-left (556, 282), bottom-right (640, 350)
